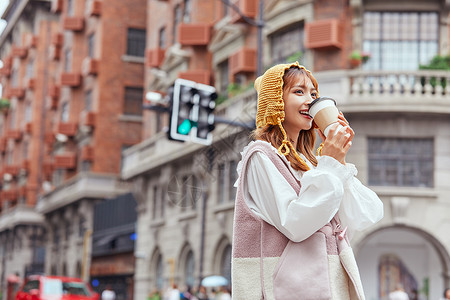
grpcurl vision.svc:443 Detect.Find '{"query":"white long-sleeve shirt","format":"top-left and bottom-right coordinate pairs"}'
top-left (236, 141), bottom-right (384, 243)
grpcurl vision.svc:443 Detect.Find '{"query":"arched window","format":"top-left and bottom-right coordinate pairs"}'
top-left (184, 250), bottom-right (195, 287)
top-left (156, 254), bottom-right (164, 290)
top-left (221, 245), bottom-right (232, 283)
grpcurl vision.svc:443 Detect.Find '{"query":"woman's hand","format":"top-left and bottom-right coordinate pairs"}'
top-left (317, 112), bottom-right (355, 164)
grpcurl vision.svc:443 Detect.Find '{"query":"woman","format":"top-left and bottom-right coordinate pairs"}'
top-left (231, 62), bottom-right (384, 300)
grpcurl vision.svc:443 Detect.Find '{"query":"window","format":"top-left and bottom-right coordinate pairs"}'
top-left (152, 186), bottom-right (160, 219)
top-left (78, 217), bottom-right (86, 238)
top-left (64, 49), bottom-right (72, 72)
top-left (368, 137), bottom-right (433, 187)
top-left (26, 59), bottom-right (34, 78)
top-left (218, 60), bottom-right (229, 97)
top-left (22, 141), bottom-right (29, 159)
top-left (126, 28), bottom-right (146, 57)
top-left (85, 90), bottom-right (92, 111)
top-left (222, 0), bottom-right (229, 18)
top-left (218, 163), bottom-right (225, 204)
top-left (61, 102), bottom-right (69, 122)
top-left (25, 102), bottom-right (32, 122)
top-left (270, 23), bottom-right (305, 65)
top-left (11, 68), bottom-right (18, 87)
top-left (217, 160), bottom-right (237, 204)
top-left (173, 5), bottom-right (182, 44)
top-left (221, 244), bottom-right (232, 283)
top-left (363, 12), bottom-right (439, 71)
top-left (53, 225), bottom-right (60, 245)
top-left (183, 0), bottom-right (191, 23)
top-left (156, 254), bottom-right (164, 290)
top-left (23, 280), bottom-right (40, 293)
top-left (159, 27), bottom-right (166, 49)
top-left (67, 0), bottom-right (74, 16)
top-left (184, 250), bottom-right (195, 287)
top-left (88, 33), bottom-right (95, 58)
top-left (123, 87), bottom-right (143, 116)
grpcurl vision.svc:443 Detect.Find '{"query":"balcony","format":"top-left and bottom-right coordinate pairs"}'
top-left (87, 0), bottom-right (102, 17)
top-left (6, 129), bottom-right (22, 141)
top-left (80, 111), bottom-right (96, 127)
top-left (4, 165), bottom-right (20, 177)
top-left (314, 69), bottom-right (450, 114)
top-left (178, 23), bottom-right (211, 46)
top-left (82, 57), bottom-right (99, 76)
top-left (11, 46), bottom-right (28, 59)
top-left (63, 16), bottom-right (85, 32)
top-left (51, 0), bottom-right (63, 13)
top-left (51, 33), bottom-right (63, 47)
top-left (48, 84), bottom-right (60, 99)
top-left (42, 158), bottom-right (54, 176)
top-left (54, 153), bottom-right (77, 169)
top-left (0, 66), bottom-right (11, 77)
top-left (44, 132), bottom-right (55, 145)
top-left (0, 137), bottom-right (6, 152)
top-left (179, 70), bottom-right (211, 85)
top-left (9, 87), bottom-right (25, 99)
top-left (60, 72), bottom-right (82, 87)
top-left (146, 48), bottom-right (165, 68)
top-left (2, 189), bottom-right (18, 201)
top-left (81, 146), bottom-right (94, 161)
top-left (56, 122), bottom-right (78, 136)
top-left (26, 77), bottom-right (36, 90)
top-left (230, 0), bottom-right (258, 23)
top-left (21, 159), bottom-right (30, 172)
top-left (26, 34), bottom-right (38, 48)
top-left (49, 45), bottom-right (61, 61)
top-left (229, 48), bottom-right (256, 77)
top-left (305, 19), bottom-right (343, 50)
top-left (24, 122), bottom-right (32, 134)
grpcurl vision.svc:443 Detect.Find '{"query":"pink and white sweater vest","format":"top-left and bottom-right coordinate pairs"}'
top-left (231, 141), bottom-right (365, 300)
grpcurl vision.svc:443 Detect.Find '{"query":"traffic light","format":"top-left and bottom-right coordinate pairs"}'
top-left (169, 78), bottom-right (217, 145)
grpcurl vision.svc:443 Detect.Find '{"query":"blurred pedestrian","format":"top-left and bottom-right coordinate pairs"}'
top-left (148, 289), bottom-right (161, 300)
top-left (101, 285), bottom-right (116, 300)
top-left (164, 284), bottom-right (180, 300)
top-left (389, 284), bottom-right (409, 300)
top-left (231, 62), bottom-right (384, 299)
top-left (195, 286), bottom-right (209, 300)
top-left (442, 288), bottom-right (450, 300)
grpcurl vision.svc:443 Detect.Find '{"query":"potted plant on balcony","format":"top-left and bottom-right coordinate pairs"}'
top-left (349, 50), bottom-right (371, 68)
top-left (0, 98), bottom-right (10, 113)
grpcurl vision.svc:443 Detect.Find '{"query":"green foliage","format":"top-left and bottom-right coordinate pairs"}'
top-left (350, 50), bottom-right (362, 60)
top-left (419, 54), bottom-right (450, 88)
top-left (285, 51), bottom-right (303, 63)
top-left (0, 98), bottom-right (10, 110)
top-left (419, 54), bottom-right (450, 70)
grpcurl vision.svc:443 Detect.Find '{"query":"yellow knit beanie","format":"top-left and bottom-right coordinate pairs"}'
top-left (254, 61), bottom-right (315, 171)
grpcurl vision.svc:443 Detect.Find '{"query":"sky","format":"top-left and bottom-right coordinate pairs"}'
top-left (0, 0), bottom-right (7, 96)
top-left (0, 0), bottom-right (7, 35)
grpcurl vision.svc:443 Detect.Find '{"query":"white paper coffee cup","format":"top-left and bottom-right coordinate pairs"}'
top-left (309, 97), bottom-right (340, 137)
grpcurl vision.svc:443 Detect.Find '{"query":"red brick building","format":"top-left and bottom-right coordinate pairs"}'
top-left (0, 0), bottom-right (146, 297)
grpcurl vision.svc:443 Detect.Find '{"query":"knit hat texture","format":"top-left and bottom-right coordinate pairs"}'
top-left (254, 61), bottom-right (315, 170)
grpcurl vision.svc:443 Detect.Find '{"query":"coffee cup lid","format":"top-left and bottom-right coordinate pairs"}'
top-left (309, 96), bottom-right (336, 108)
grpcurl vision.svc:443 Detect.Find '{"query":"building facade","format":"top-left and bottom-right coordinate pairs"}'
top-left (123, 0), bottom-right (450, 300)
top-left (0, 0), bottom-right (146, 297)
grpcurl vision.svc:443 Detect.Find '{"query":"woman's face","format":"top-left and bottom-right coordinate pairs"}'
top-left (282, 74), bottom-right (318, 139)
top-left (446, 289), bottom-right (450, 299)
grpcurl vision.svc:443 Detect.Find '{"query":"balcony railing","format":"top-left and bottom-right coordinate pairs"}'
top-left (315, 69), bottom-right (450, 112)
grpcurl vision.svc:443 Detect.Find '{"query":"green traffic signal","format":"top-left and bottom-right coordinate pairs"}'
top-left (178, 119), bottom-right (192, 135)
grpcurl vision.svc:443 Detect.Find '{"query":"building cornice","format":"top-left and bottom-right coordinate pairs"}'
top-left (0, 204), bottom-right (45, 232)
top-left (36, 172), bottom-right (130, 214)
